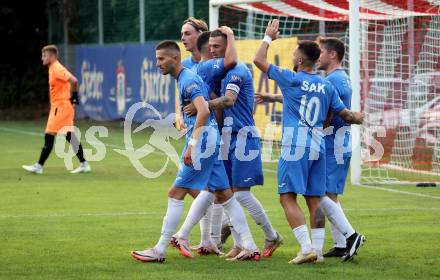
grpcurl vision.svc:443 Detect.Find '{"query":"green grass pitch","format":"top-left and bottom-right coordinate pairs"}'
top-left (0, 120), bottom-right (439, 280)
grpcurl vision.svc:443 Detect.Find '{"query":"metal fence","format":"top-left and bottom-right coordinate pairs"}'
top-left (48, 0), bottom-right (208, 71)
top-left (47, 0), bottom-right (209, 45)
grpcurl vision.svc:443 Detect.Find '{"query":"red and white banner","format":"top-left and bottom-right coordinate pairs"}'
top-left (230, 0), bottom-right (440, 21)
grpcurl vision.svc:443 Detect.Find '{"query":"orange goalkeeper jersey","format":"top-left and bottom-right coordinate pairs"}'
top-left (48, 61), bottom-right (72, 104)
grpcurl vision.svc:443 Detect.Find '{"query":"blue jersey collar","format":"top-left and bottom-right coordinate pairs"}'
top-left (327, 68), bottom-right (345, 76)
top-left (177, 68), bottom-right (186, 82)
top-left (299, 70), bottom-right (318, 75)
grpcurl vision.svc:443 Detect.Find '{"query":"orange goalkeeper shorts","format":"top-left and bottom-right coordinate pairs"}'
top-left (45, 100), bottom-right (75, 134)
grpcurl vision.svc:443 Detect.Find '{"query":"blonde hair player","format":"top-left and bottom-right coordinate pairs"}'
top-left (177, 17), bottom-right (209, 132)
top-left (181, 17), bottom-right (209, 70)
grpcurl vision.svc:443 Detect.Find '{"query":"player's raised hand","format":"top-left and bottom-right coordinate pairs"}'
top-left (265, 19), bottom-right (280, 41)
top-left (183, 103), bottom-right (197, 117)
top-left (219, 26), bottom-right (234, 36)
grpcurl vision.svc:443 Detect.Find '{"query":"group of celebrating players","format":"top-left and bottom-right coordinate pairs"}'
top-left (23, 15), bottom-right (365, 265)
top-left (131, 17), bottom-right (366, 264)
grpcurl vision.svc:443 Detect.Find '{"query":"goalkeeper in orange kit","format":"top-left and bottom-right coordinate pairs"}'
top-left (22, 45), bottom-right (91, 174)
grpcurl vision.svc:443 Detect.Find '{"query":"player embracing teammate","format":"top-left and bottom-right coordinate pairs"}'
top-left (131, 40), bottom-right (260, 263)
top-left (181, 24), bottom-right (283, 258)
top-left (132, 18), bottom-right (366, 265)
top-left (254, 20), bottom-right (366, 263)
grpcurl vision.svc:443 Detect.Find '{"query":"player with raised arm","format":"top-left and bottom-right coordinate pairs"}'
top-left (253, 20), bottom-right (365, 264)
top-left (187, 27), bottom-right (238, 255)
top-left (180, 17), bottom-right (232, 254)
top-left (173, 30), bottom-right (261, 261)
top-left (255, 35), bottom-right (366, 262)
top-left (22, 45), bottom-right (90, 175)
top-left (131, 41), bottom-right (259, 263)
top-left (184, 29), bottom-right (283, 259)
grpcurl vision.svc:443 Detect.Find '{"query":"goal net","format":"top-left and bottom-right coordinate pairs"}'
top-left (210, 0), bottom-right (440, 185)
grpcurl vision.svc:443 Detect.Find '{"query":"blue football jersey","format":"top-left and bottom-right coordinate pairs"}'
top-left (221, 62), bottom-right (257, 134)
top-left (177, 68), bottom-right (219, 146)
top-left (267, 64), bottom-right (346, 153)
top-left (195, 58), bottom-right (226, 96)
top-left (182, 56), bottom-right (199, 71)
top-left (325, 69), bottom-right (352, 158)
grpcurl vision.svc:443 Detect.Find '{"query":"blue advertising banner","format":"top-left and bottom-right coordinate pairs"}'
top-left (76, 43), bottom-right (175, 122)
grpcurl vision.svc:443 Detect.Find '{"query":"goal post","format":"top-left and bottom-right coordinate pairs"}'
top-left (209, 0), bottom-right (440, 185)
top-left (349, 0), bottom-right (362, 185)
top-left (209, 0), bottom-right (363, 185)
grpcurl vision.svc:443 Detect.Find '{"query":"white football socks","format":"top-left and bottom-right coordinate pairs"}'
top-left (222, 197), bottom-right (257, 251)
top-left (155, 197), bottom-right (185, 255)
top-left (176, 191), bottom-right (215, 241)
top-left (293, 224), bottom-right (312, 254)
top-left (234, 191), bottom-right (277, 241)
top-left (230, 223), bottom-right (243, 248)
top-left (223, 213), bottom-right (243, 248)
top-left (330, 201), bottom-right (348, 248)
top-left (320, 196), bottom-right (355, 238)
top-left (210, 203), bottom-right (224, 245)
top-left (311, 228), bottom-right (325, 256)
top-left (199, 203), bottom-right (213, 247)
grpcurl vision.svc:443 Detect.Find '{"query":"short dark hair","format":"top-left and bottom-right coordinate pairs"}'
top-left (197, 31), bottom-right (211, 52)
top-left (155, 40), bottom-right (180, 53)
top-left (42, 45), bottom-right (58, 56)
top-left (183, 17), bottom-right (208, 33)
top-left (318, 37), bottom-right (345, 61)
top-left (210, 29), bottom-right (227, 40)
top-left (297, 40), bottom-right (321, 64)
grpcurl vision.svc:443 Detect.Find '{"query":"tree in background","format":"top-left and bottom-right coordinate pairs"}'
top-left (0, 0), bottom-right (209, 116)
top-left (0, 0), bottom-right (48, 115)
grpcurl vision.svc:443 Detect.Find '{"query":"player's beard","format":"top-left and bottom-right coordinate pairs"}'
top-left (316, 60), bottom-right (327, 71)
top-left (293, 64), bottom-right (298, 72)
top-left (160, 66), bottom-right (171, 75)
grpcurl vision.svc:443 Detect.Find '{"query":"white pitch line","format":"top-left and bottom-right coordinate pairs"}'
top-left (357, 184), bottom-right (440, 200)
top-left (2, 126), bottom-right (440, 200)
top-left (0, 126), bottom-right (166, 156)
top-left (343, 207), bottom-right (440, 212)
top-left (264, 166), bottom-right (440, 200)
top-left (0, 127), bottom-right (134, 150)
top-left (0, 211), bottom-right (157, 219)
top-left (0, 127), bottom-right (43, 137)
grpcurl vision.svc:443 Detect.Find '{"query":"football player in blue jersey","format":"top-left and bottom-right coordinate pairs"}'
top-left (255, 35), bottom-right (366, 263)
top-left (184, 29), bottom-right (283, 259)
top-left (194, 28), bottom-right (237, 98)
top-left (181, 17), bottom-right (208, 71)
top-left (131, 41), bottom-right (260, 263)
top-left (316, 36), bottom-right (360, 259)
top-left (178, 17), bottom-right (209, 131)
top-left (253, 20), bottom-right (365, 264)
top-left (187, 27), bottom-right (239, 255)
